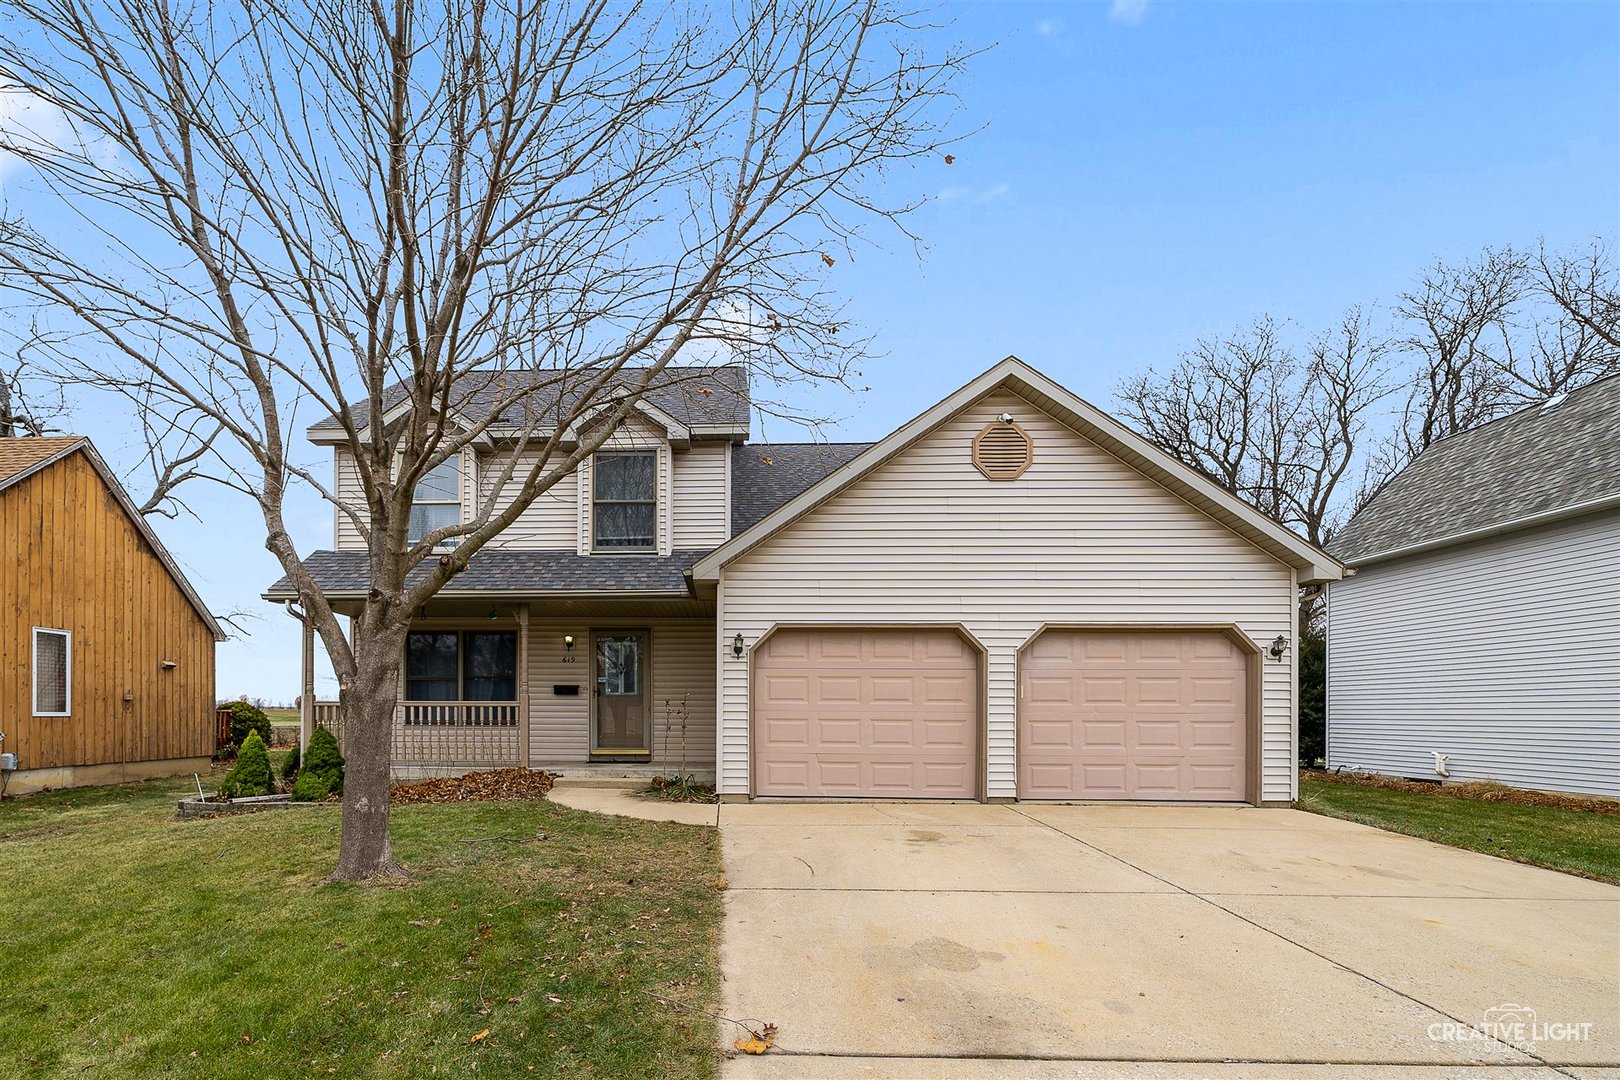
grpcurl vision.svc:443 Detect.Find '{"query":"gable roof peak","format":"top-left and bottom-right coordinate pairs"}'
top-left (693, 357), bottom-right (1341, 585)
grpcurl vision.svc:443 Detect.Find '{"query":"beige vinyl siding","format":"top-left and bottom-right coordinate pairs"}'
top-left (716, 388), bottom-right (1298, 801)
top-left (476, 449), bottom-right (578, 548)
top-left (672, 441), bottom-right (730, 548)
top-left (334, 446), bottom-right (365, 550)
top-left (1327, 509), bottom-right (1620, 797)
top-left (331, 416), bottom-right (735, 554)
top-left (527, 617), bottom-right (717, 766)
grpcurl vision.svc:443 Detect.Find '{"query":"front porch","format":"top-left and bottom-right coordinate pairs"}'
top-left (299, 597), bottom-right (718, 781)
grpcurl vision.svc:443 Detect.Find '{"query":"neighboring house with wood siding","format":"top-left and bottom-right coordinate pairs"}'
top-left (1327, 374), bottom-right (1620, 798)
top-left (267, 358), bottom-right (1341, 803)
top-left (1, 437), bottom-right (224, 794)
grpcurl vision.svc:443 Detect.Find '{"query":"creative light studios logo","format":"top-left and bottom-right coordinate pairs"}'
top-left (1430, 1004), bottom-right (1594, 1048)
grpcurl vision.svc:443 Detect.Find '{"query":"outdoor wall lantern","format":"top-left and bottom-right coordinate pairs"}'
top-left (1269, 634), bottom-right (1290, 660)
top-left (563, 634), bottom-right (575, 653)
top-left (732, 633), bottom-right (746, 659)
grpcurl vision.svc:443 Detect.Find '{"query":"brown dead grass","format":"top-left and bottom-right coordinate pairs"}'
top-left (1302, 769), bottom-right (1620, 816)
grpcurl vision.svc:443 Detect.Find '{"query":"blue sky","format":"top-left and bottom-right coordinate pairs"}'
top-left (8, 0), bottom-right (1619, 700)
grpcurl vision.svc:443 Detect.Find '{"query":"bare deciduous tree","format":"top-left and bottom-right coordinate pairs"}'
top-left (1116, 311), bottom-right (1391, 550)
top-left (0, 0), bottom-right (965, 879)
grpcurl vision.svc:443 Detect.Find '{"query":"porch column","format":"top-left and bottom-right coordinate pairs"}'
top-left (300, 615), bottom-right (315, 752)
top-left (516, 603), bottom-right (530, 768)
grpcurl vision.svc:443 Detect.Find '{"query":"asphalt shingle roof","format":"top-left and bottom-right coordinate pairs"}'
top-left (1332, 374), bottom-right (1620, 564)
top-left (265, 548), bottom-right (707, 598)
top-left (731, 441), bottom-right (873, 534)
top-left (0, 435), bottom-right (86, 488)
top-left (308, 365), bottom-right (750, 435)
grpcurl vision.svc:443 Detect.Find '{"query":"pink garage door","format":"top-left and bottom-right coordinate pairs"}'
top-left (754, 628), bottom-right (980, 798)
top-left (1019, 630), bottom-right (1249, 801)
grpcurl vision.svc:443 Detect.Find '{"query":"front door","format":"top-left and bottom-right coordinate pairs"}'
top-left (593, 632), bottom-right (650, 755)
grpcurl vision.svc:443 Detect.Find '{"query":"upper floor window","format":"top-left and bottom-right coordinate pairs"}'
top-left (408, 455), bottom-right (461, 546)
top-left (593, 451), bottom-right (656, 551)
top-left (32, 627), bottom-right (71, 716)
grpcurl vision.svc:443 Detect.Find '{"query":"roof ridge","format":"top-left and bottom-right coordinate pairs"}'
top-left (1422, 371), bottom-right (1620, 452)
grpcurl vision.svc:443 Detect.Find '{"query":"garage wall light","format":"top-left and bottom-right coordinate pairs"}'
top-left (732, 633), bottom-right (746, 659)
top-left (1269, 634), bottom-right (1289, 660)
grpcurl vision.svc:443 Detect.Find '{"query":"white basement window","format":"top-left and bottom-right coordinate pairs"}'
top-left (32, 627), bottom-right (71, 717)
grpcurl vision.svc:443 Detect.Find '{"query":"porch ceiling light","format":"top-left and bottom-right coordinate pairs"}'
top-left (732, 633), bottom-right (745, 659)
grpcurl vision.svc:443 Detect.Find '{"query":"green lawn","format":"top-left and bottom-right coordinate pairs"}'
top-left (1298, 775), bottom-right (1620, 884)
top-left (0, 778), bottom-right (722, 1079)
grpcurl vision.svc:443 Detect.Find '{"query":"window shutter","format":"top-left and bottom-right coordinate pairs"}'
top-left (972, 421), bottom-right (1034, 480)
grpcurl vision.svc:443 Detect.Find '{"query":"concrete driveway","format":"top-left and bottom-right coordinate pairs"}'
top-left (717, 803), bottom-right (1620, 1079)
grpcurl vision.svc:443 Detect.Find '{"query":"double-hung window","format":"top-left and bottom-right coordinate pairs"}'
top-left (592, 451), bottom-right (656, 551)
top-left (32, 627), bottom-right (71, 717)
top-left (408, 455), bottom-right (461, 546)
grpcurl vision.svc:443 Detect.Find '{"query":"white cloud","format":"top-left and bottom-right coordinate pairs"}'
top-left (1036, 18), bottom-right (1064, 37)
top-left (0, 88), bottom-right (119, 178)
top-left (1108, 0), bottom-right (1150, 26)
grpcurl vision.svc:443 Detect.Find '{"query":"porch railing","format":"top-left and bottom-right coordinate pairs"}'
top-left (310, 700), bottom-right (522, 774)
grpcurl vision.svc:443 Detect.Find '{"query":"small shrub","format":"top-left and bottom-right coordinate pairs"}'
top-left (646, 773), bottom-right (718, 803)
top-left (211, 740), bottom-right (238, 764)
top-left (220, 732), bottom-right (273, 799)
top-left (290, 770), bottom-right (331, 802)
top-left (281, 741), bottom-right (301, 785)
top-left (218, 700), bottom-right (273, 747)
top-left (303, 727), bottom-right (345, 795)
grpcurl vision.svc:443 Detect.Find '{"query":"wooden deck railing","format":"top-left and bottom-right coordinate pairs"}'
top-left (310, 700), bottom-right (521, 773)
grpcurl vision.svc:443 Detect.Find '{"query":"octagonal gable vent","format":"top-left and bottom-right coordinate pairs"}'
top-left (972, 418), bottom-right (1033, 480)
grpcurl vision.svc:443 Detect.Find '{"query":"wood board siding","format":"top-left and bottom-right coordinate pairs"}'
top-left (526, 617), bottom-right (716, 766)
top-left (716, 388), bottom-right (1297, 801)
top-left (1327, 509), bottom-right (1620, 798)
top-left (0, 451), bottom-right (216, 771)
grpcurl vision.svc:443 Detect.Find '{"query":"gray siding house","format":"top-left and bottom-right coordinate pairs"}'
top-left (1327, 374), bottom-right (1620, 797)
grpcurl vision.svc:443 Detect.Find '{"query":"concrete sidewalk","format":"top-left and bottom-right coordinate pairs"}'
top-left (717, 802), bottom-right (1620, 1079)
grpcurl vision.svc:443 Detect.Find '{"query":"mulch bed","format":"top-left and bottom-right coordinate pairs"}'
top-left (1303, 768), bottom-right (1620, 816)
top-left (390, 768), bottom-right (558, 805)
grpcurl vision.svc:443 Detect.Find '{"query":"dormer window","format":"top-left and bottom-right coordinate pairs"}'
top-left (408, 454), bottom-right (462, 546)
top-left (593, 450), bottom-right (656, 551)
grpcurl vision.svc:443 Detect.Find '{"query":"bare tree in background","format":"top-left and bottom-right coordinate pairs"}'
top-left (1116, 311), bottom-right (1391, 553)
top-left (0, 0), bottom-right (966, 880)
top-left (1535, 239), bottom-right (1620, 360)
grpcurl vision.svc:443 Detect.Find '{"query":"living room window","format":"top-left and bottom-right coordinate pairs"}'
top-left (592, 450), bottom-right (656, 551)
top-left (408, 454), bottom-right (461, 546)
top-left (404, 630), bottom-right (517, 702)
top-left (32, 627), bottom-right (71, 716)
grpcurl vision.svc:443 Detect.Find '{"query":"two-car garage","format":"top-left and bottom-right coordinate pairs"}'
top-left (751, 625), bottom-right (1254, 803)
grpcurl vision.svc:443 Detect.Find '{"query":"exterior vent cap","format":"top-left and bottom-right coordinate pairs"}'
top-left (972, 419), bottom-right (1033, 480)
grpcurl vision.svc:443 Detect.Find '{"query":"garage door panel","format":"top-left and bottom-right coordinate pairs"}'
top-left (1020, 630), bottom-right (1249, 802)
top-left (756, 629), bottom-right (979, 798)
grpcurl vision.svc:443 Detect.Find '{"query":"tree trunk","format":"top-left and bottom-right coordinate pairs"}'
top-left (330, 627), bottom-right (407, 882)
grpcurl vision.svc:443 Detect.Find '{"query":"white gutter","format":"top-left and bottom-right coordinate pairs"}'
top-left (1345, 491), bottom-right (1620, 568)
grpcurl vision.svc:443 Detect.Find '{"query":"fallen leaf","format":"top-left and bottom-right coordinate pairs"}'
top-left (468, 1029), bottom-right (490, 1045)
top-left (733, 1023), bottom-right (778, 1055)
